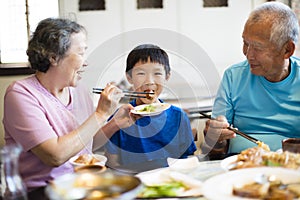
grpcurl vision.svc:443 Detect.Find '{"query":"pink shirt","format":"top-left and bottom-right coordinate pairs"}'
top-left (3, 75), bottom-right (94, 190)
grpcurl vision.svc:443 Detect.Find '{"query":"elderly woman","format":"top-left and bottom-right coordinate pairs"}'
top-left (3, 18), bottom-right (136, 198)
top-left (203, 2), bottom-right (300, 154)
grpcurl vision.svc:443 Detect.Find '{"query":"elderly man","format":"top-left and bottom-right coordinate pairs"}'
top-left (203, 2), bottom-right (300, 154)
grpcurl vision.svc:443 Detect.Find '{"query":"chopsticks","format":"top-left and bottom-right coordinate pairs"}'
top-left (199, 111), bottom-right (259, 144)
top-left (92, 88), bottom-right (154, 99)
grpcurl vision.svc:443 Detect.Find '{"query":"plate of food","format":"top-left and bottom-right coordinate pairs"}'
top-left (202, 167), bottom-right (300, 200)
top-left (69, 154), bottom-right (107, 167)
top-left (135, 168), bottom-right (203, 199)
top-left (220, 146), bottom-right (300, 171)
top-left (131, 103), bottom-right (171, 116)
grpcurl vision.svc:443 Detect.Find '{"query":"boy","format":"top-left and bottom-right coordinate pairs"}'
top-left (105, 44), bottom-right (197, 172)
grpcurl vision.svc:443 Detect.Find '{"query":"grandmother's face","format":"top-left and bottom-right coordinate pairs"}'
top-left (58, 31), bottom-right (88, 87)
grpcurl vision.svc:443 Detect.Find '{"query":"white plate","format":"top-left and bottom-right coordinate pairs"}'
top-left (69, 154), bottom-right (107, 167)
top-left (202, 167), bottom-right (300, 200)
top-left (131, 103), bottom-right (171, 116)
top-left (136, 168), bottom-right (203, 197)
top-left (220, 155), bottom-right (238, 171)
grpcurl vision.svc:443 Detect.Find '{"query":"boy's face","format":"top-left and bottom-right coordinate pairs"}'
top-left (126, 60), bottom-right (170, 104)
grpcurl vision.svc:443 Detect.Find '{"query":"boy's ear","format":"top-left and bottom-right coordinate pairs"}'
top-left (126, 73), bottom-right (133, 84)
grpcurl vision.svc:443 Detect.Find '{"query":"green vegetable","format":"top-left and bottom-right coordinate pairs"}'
top-left (139, 105), bottom-right (156, 112)
top-left (263, 160), bottom-right (282, 167)
top-left (138, 181), bottom-right (188, 198)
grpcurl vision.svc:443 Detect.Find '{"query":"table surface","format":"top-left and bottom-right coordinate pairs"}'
top-left (43, 155), bottom-right (229, 200)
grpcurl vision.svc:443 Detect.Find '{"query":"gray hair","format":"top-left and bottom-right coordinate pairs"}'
top-left (248, 2), bottom-right (299, 48)
top-left (27, 18), bottom-right (86, 73)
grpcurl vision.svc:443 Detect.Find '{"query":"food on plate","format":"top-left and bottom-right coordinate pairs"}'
top-left (228, 146), bottom-right (300, 170)
top-left (262, 151), bottom-right (300, 169)
top-left (131, 103), bottom-right (170, 116)
top-left (139, 104), bottom-right (156, 112)
top-left (233, 175), bottom-right (300, 199)
top-left (74, 154), bottom-right (100, 165)
top-left (256, 141), bottom-right (270, 151)
top-left (137, 181), bottom-right (189, 198)
top-left (46, 172), bottom-right (141, 200)
top-left (136, 170), bottom-right (202, 198)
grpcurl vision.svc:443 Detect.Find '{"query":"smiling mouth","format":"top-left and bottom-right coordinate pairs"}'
top-left (250, 64), bottom-right (260, 69)
top-left (144, 90), bottom-right (155, 100)
top-left (77, 70), bottom-right (84, 75)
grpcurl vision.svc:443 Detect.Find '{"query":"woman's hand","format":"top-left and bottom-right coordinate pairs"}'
top-left (95, 83), bottom-right (124, 118)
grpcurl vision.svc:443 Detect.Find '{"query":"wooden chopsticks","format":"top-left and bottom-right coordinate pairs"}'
top-left (92, 88), bottom-right (154, 99)
top-left (199, 111), bottom-right (259, 144)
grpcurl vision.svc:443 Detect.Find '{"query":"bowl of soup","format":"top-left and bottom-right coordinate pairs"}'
top-left (46, 171), bottom-right (142, 200)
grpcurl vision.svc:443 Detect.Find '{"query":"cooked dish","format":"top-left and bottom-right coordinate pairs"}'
top-left (137, 181), bottom-right (189, 198)
top-left (138, 104), bottom-right (156, 112)
top-left (256, 141), bottom-right (270, 151)
top-left (233, 175), bottom-right (300, 199)
top-left (46, 172), bottom-right (141, 200)
top-left (74, 154), bottom-right (100, 165)
top-left (229, 146), bottom-right (300, 170)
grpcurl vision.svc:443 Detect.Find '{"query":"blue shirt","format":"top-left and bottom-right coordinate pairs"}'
top-left (105, 99), bottom-right (196, 166)
top-left (212, 57), bottom-right (300, 153)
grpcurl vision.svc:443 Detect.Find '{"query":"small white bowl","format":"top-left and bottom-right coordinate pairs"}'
top-left (167, 157), bottom-right (200, 173)
top-left (69, 154), bottom-right (107, 167)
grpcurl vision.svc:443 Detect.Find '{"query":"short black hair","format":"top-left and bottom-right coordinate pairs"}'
top-left (126, 44), bottom-right (170, 77)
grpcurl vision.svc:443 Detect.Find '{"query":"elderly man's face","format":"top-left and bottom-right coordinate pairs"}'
top-left (242, 21), bottom-right (289, 82)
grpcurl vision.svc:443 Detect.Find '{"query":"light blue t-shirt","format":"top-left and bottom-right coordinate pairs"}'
top-left (212, 56), bottom-right (300, 153)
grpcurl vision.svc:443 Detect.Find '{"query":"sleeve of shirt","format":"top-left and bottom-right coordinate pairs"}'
top-left (104, 130), bottom-right (120, 154)
top-left (212, 68), bottom-right (234, 124)
top-left (179, 111), bottom-right (197, 158)
top-left (3, 85), bottom-right (57, 151)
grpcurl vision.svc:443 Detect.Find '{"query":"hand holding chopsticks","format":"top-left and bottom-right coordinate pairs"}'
top-left (92, 88), bottom-right (155, 99)
top-left (199, 111), bottom-right (260, 145)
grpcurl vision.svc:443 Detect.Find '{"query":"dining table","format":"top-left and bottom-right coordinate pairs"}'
top-left (39, 151), bottom-right (300, 200)
top-left (129, 153), bottom-right (235, 200)
top-left (38, 153), bottom-right (231, 200)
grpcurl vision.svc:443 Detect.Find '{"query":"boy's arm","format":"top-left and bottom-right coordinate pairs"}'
top-left (105, 152), bottom-right (120, 168)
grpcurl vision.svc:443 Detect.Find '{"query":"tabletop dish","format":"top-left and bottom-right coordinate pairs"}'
top-left (221, 146), bottom-right (300, 171)
top-left (202, 167), bottom-right (300, 200)
top-left (69, 154), bottom-right (107, 167)
top-left (282, 138), bottom-right (300, 153)
top-left (167, 156), bottom-right (200, 173)
top-left (46, 172), bottom-right (142, 200)
top-left (74, 165), bottom-right (107, 173)
top-left (131, 103), bottom-right (171, 116)
top-left (135, 167), bottom-right (203, 198)
top-left (220, 155), bottom-right (238, 171)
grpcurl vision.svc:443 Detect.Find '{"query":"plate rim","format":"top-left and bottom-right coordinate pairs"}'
top-left (202, 166), bottom-right (300, 200)
top-left (131, 103), bottom-right (171, 116)
top-left (220, 155), bottom-right (238, 171)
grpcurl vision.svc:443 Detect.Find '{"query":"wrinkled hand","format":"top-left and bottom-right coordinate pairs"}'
top-left (112, 104), bottom-right (140, 129)
top-left (204, 115), bottom-right (236, 143)
top-left (96, 83), bottom-right (124, 117)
